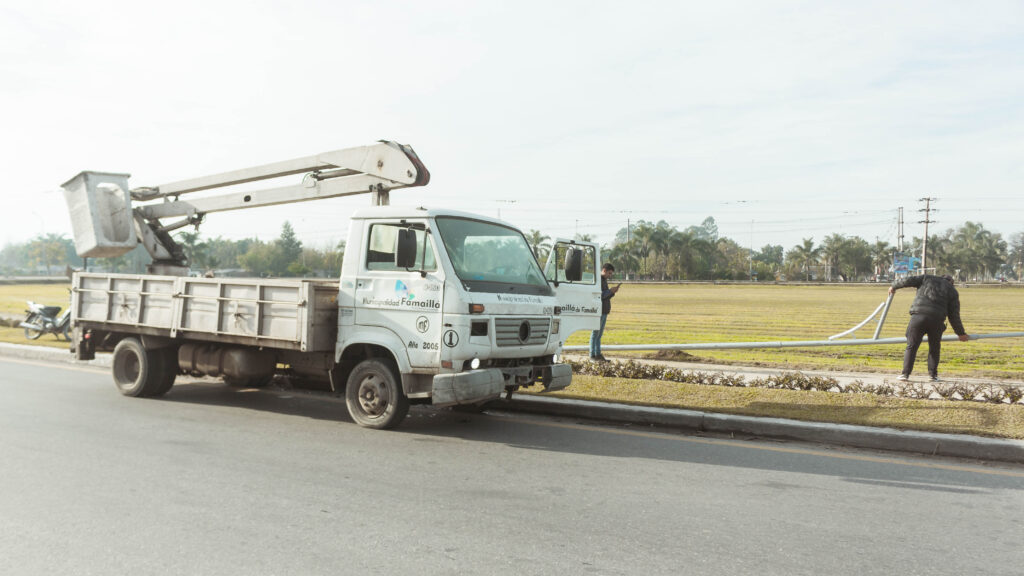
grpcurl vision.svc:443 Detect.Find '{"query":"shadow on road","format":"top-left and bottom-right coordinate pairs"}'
top-left (158, 379), bottom-right (1024, 492)
top-left (159, 380), bottom-right (353, 423)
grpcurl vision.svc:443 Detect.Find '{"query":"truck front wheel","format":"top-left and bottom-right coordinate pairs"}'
top-left (112, 338), bottom-right (173, 398)
top-left (345, 359), bottom-right (409, 429)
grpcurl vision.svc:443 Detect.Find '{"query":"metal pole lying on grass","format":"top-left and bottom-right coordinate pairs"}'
top-left (564, 332), bottom-right (1024, 353)
top-left (828, 299), bottom-right (887, 340)
top-left (872, 292), bottom-right (895, 340)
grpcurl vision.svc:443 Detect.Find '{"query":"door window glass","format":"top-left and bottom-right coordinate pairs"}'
top-left (545, 242), bottom-right (596, 284)
top-left (366, 223), bottom-right (437, 272)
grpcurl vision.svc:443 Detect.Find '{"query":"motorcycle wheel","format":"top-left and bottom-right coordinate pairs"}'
top-left (23, 314), bottom-right (42, 340)
top-left (61, 323), bottom-right (71, 341)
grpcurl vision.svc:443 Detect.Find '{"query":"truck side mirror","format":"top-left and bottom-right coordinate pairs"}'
top-left (396, 229), bottom-right (417, 268)
top-left (564, 247), bottom-right (583, 282)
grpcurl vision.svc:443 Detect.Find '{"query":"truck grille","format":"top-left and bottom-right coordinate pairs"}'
top-left (494, 317), bottom-right (550, 347)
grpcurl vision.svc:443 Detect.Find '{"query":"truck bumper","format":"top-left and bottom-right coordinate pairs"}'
top-left (534, 363), bottom-right (572, 392)
top-left (432, 368), bottom-right (505, 407)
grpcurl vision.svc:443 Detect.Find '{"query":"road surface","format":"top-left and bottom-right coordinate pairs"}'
top-left (2, 358), bottom-right (1022, 575)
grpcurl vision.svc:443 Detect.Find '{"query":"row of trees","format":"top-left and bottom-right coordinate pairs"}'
top-left (4, 218), bottom-right (1022, 282)
top-left (176, 222), bottom-right (345, 278)
top-left (0, 223), bottom-right (345, 278)
top-left (527, 218), bottom-right (1024, 282)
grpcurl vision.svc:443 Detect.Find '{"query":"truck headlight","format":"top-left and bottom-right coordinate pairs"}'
top-left (552, 319), bottom-right (560, 334)
top-left (470, 357), bottom-right (481, 370)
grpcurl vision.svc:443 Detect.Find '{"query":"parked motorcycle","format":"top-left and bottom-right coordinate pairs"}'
top-left (21, 301), bottom-right (71, 341)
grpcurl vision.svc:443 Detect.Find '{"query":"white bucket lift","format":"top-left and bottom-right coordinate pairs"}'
top-left (61, 171), bottom-right (136, 258)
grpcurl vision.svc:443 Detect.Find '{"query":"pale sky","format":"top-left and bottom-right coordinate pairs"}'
top-left (2, 0), bottom-right (1022, 254)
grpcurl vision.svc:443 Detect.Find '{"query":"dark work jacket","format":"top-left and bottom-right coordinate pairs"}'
top-left (600, 276), bottom-right (615, 315)
top-left (891, 275), bottom-right (966, 335)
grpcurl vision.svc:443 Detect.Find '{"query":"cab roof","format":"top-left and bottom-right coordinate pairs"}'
top-left (350, 205), bottom-right (513, 227)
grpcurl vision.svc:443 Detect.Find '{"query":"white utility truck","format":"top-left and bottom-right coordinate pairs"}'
top-left (62, 141), bottom-right (600, 428)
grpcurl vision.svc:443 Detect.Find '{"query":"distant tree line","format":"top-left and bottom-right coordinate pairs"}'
top-left (528, 218), bottom-right (1023, 282)
top-left (3, 218), bottom-right (1022, 282)
top-left (0, 222), bottom-right (344, 278)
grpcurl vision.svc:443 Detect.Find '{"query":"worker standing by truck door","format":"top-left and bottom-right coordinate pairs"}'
top-left (589, 263), bottom-right (619, 361)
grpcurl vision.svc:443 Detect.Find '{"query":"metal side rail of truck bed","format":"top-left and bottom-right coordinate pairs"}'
top-left (72, 272), bottom-right (339, 353)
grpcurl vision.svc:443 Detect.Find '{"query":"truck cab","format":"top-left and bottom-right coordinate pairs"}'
top-left (338, 207), bottom-right (600, 416)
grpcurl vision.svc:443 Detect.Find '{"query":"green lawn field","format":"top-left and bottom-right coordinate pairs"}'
top-left (566, 283), bottom-right (1024, 379)
top-left (0, 283), bottom-right (73, 347)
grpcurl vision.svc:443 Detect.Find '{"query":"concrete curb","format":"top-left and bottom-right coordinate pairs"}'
top-left (3, 342), bottom-right (1023, 464)
top-left (0, 342), bottom-right (110, 368)
top-left (493, 395), bottom-right (1024, 465)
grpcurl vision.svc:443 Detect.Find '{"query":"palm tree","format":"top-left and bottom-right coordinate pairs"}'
top-left (819, 234), bottom-right (847, 281)
top-left (1009, 232), bottom-right (1024, 281)
top-left (948, 222), bottom-right (1006, 280)
top-left (978, 232), bottom-right (1007, 280)
top-left (666, 230), bottom-right (699, 279)
top-left (609, 238), bottom-right (639, 280)
top-left (648, 221), bottom-right (675, 280)
top-left (631, 222), bottom-right (655, 279)
top-left (870, 240), bottom-right (892, 279)
top-left (524, 229), bottom-right (550, 261)
top-left (786, 238), bottom-right (822, 281)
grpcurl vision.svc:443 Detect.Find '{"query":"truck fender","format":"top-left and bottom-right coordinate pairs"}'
top-left (335, 326), bottom-right (412, 374)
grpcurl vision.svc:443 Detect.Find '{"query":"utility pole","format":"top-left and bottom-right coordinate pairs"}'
top-left (1017, 236), bottom-right (1024, 283)
top-left (625, 217), bottom-right (631, 280)
top-left (897, 206), bottom-right (904, 252)
top-left (495, 199), bottom-right (516, 220)
top-left (619, 211), bottom-right (635, 281)
top-left (749, 219), bottom-right (754, 281)
top-left (918, 197), bottom-right (935, 274)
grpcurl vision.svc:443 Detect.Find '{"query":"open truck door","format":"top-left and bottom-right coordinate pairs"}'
top-left (544, 239), bottom-right (602, 341)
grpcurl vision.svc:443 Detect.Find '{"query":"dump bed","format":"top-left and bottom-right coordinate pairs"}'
top-left (72, 273), bottom-right (339, 352)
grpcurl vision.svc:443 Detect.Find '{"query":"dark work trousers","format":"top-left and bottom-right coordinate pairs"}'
top-left (902, 314), bottom-right (946, 377)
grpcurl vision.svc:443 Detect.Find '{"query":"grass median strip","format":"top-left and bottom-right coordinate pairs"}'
top-left (0, 327), bottom-right (70, 348)
top-left (527, 375), bottom-right (1024, 440)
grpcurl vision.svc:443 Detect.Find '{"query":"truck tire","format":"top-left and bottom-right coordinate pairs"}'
top-left (148, 348), bottom-right (178, 397)
top-left (111, 338), bottom-right (170, 398)
top-left (345, 358), bottom-right (409, 429)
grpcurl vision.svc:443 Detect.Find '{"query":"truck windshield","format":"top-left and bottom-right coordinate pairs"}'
top-left (435, 217), bottom-right (552, 296)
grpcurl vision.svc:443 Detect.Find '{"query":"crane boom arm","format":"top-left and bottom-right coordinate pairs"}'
top-left (140, 140), bottom-right (428, 199)
top-left (62, 140), bottom-right (430, 275)
top-left (139, 174), bottom-right (398, 220)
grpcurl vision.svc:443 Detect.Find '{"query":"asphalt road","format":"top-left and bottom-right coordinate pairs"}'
top-left (2, 358), bottom-right (1023, 576)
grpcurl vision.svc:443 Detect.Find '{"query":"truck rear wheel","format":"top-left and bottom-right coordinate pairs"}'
top-left (112, 338), bottom-right (174, 398)
top-left (345, 359), bottom-right (409, 429)
top-left (149, 348), bottom-right (178, 397)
